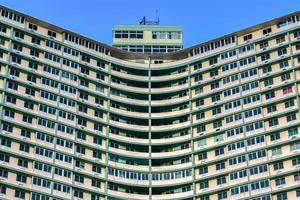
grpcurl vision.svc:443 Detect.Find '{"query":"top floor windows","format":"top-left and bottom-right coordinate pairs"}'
top-left (114, 30), bottom-right (143, 39)
top-left (0, 9), bottom-right (25, 24)
top-left (191, 36), bottom-right (235, 56)
top-left (277, 15), bottom-right (300, 28)
top-left (152, 31), bottom-right (181, 39)
top-left (64, 33), bottom-right (109, 55)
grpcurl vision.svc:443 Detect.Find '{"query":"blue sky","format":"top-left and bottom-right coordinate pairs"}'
top-left (1, 0), bottom-right (300, 48)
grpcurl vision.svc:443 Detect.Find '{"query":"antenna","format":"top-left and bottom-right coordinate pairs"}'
top-left (139, 11), bottom-right (159, 25)
top-left (155, 10), bottom-right (159, 24)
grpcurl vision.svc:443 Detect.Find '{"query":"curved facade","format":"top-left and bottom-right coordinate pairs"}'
top-left (0, 5), bottom-right (300, 200)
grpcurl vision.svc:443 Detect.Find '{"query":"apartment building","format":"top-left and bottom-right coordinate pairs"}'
top-left (0, 4), bottom-right (299, 200)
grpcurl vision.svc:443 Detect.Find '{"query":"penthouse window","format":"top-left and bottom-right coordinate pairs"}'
top-left (152, 31), bottom-right (181, 39)
top-left (114, 30), bottom-right (143, 39)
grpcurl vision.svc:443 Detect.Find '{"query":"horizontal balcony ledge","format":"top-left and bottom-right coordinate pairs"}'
top-left (151, 121), bottom-right (190, 132)
top-left (151, 134), bottom-right (191, 145)
top-left (152, 176), bottom-right (193, 187)
top-left (111, 70), bottom-right (148, 81)
top-left (151, 96), bottom-right (189, 106)
top-left (151, 71), bottom-right (188, 81)
top-left (110, 107), bottom-right (149, 118)
top-left (110, 121), bottom-right (149, 131)
top-left (107, 190), bottom-right (194, 200)
top-left (109, 134), bottom-right (149, 144)
top-left (151, 148), bottom-right (191, 159)
top-left (108, 175), bottom-right (149, 186)
top-left (109, 147), bottom-right (149, 158)
top-left (151, 108), bottom-right (189, 118)
top-left (111, 82), bottom-right (149, 93)
top-left (108, 161), bottom-right (149, 171)
top-left (110, 94), bottom-right (149, 106)
top-left (151, 83), bottom-right (189, 94)
top-left (151, 162), bottom-right (192, 172)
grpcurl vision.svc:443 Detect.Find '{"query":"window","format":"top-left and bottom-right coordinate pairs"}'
top-left (267, 105), bottom-right (277, 113)
top-left (283, 86), bottom-right (293, 95)
top-left (200, 181), bottom-right (209, 189)
top-left (16, 174), bottom-right (27, 183)
top-left (28, 23), bottom-right (37, 31)
top-left (31, 37), bottom-right (40, 45)
top-left (288, 128), bottom-right (298, 137)
top-left (19, 144), bottom-right (30, 153)
top-left (243, 34), bottom-right (252, 41)
top-left (218, 192), bottom-right (227, 200)
top-left (209, 58), bottom-right (217, 65)
top-left (199, 166), bottom-right (208, 174)
top-left (263, 27), bottom-right (272, 35)
top-left (47, 30), bottom-right (56, 38)
top-left (272, 147), bottom-right (282, 156)
top-left (275, 177), bottom-right (286, 186)
top-left (217, 177), bottom-right (226, 185)
top-left (261, 53), bottom-right (270, 61)
top-left (15, 190), bottom-right (26, 199)
top-left (264, 78), bottom-right (274, 87)
top-left (270, 132), bottom-right (280, 141)
top-left (287, 113), bottom-right (296, 122)
top-left (18, 159), bottom-right (28, 168)
top-left (216, 162), bottom-right (225, 170)
top-left (198, 152), bottom-right (207, 160)
top-left (281, 73), bottom-right (291, 81)
top-left (14, 31), bottom-right (24, 39)
top-left (262, 65), bottom-right (272, 73)
top-left (265, 91), bottom-right (275, 100)
top-left (215, 148), bottom-right (224, 156)
top-left (74, 190), bottom-right (83, 198)
top-left (23, 115), bottom-right (33, 124)
top-left (260, 41), bottom-right (269, 49)
top-left (278, 48), bottom-right (287, 56)
top-left (273, 162), bottom-right (284, 170)
top-left (285, 100), bottom-right (294, 108)
top-left (276, 36), bottom-right (286, 44)
top-left (292, 173), bottom-right (300, 183)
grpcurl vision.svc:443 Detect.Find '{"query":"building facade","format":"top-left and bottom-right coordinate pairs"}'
top-left (112, 23), bottom-right (182, 54)
top-left (0, 5), bottom-right (300, 200)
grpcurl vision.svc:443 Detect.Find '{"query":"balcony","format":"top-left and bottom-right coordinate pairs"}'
top-left (151, 71), bottom-right (188, 82)
top-left (151, 83), bottom-right (189, 94)
top-left (108, 175), bottom-right (149, 186)
top-left (107, 190), bottom-right (149, 200)
top-left (152, 176), bottom-right (193, 187)
top-left (151, 121), bottom-right (190, 132)
top-left (109, 133), bottom-right (149, 144)
top-left (109, 147), bottom-right (149, 158)
top-left (108, 161), bottom-right (149, 171)
top-left (151, 134), bottom-right (191, 145)
top-left (110, 120), bottom-right (149, 131)
top-left (151, 96), bottom-right (189, 106)
top-left (151, 162), bottom-right (192, 172)
top-left (151, 108), bottom-right (189, 119)
top-left (110, 94), bottom-right (149, 106)
top-left (107, 190), bottom-right (193, 200)
top-left (111, 70), bottom-right (148, 81)
top-left (110, 107), bottom-right (149, 118)
top-left (111, 82), bottom-right (149, 93)
top-left (151, 148), bottom-right (191, 159)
